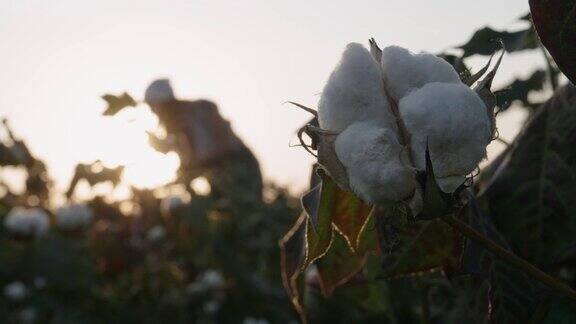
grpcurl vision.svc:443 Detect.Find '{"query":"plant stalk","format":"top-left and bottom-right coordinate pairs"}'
top-left (439, 213), bottom-right (576, 302)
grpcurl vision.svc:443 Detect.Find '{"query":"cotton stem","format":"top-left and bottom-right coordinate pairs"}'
top-left (439, 213), bottom-right (576, 302)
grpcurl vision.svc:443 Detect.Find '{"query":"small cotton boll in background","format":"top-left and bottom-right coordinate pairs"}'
top-left (243, 317), bottom-right (270, 324)
top-left (19, 307), bottom-right (37, 324)
top-left (55, 203), bottom-right (93, 231)
top-left (4, 207), bottom-right (50, 238)
top-left (202, 300), bottom-right (220, 314)
top-left (187, 269), bottom-right (226, 293)
top-left (3, 281), bottom-right (27, 302)
top-left (200, 270), bottom-right (225, 289)
top-left (318, 43), bottom-right (396, 133)
top-left (381, 46), bottom-right (461, 101)
top-left (399, 82), bottom-right (492, 192)
top-left (33, 277), bottom-right (46, 289)
top-left (335, 121), bottom-right (415, 204)
top-left (146, 225), bottom-right (166, 242)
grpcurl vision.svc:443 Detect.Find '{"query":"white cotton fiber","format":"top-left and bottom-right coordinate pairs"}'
top-left (55, 203), bottom-right (93, 231)
top-left (381, 46), bottom-right (461, 101)
top-left (318, 43), bottom-right (396, 133)
top-left (3, 281), bottom-right (27, 302)
top-left (335, 121), bottom-right (414, 204)
top-left (399, 82), bottom-right (491, 192)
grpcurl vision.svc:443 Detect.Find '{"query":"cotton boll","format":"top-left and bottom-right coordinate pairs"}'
top-left (399, 82), bottom-right (492, 192)
top-left (146, 225), bottom-right (166, 242)
top-left (4, 207), bottom-right (50, 238)
top-left (318, 43), bottom-right (396, 133)
top-left (19, 307), bottom-right (37, 324)
top-left (3, 281), bottom-right (27, 302)
top-left (201, 270), bottom-right (225, 289)
top-left (381, 46), bottom-right (461, 101)
top-left (188, 269), bottom-right (226, 293)
top-left (335, 121), bottom-right (415, 204)
top-left (243, 318), bottom-right (270, 324)
top-left (55, 203), bottom-right (93, 231)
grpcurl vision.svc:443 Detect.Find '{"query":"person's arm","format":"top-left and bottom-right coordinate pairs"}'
top-left (147, 132), bottom-right (178, 154)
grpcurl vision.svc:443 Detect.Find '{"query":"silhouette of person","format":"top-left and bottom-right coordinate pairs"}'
top-left (145, 79), bottom-right (263, 203)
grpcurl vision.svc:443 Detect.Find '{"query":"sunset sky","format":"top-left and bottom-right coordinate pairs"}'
top-left (0, 0), bottom-right (545, 200)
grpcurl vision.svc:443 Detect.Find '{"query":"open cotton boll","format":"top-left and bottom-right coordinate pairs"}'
top-left (399, 82), bottom-right (492, 192)
top-left (335, 121), bottom-right (415, 204)
top-left (3, 281), bottom-right (27, 302)
top-left (55, 203), bottom-right (93, 231)
top-left (318, 43), bottom-right (396, 133)
top-left (381, 46), bottom-right (461, 101)
top-left (4, 207), bottom-right (50, 238)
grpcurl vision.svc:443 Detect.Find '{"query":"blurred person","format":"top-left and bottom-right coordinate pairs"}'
top-left (145, 79), bottom-right (263, 203)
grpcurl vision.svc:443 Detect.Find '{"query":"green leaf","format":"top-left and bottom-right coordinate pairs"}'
top-left (380, 218), bottom-right (460, 278)
top-left (101, 92), bottom-right (137, 116)
top-left (316, 232), bottom-right (367, 297)
top-left (458, 26), bottom-right (538, 58)
top-left (530, 0), bottom-right (576, 84)
top-left (330, 191), bottom-right (372, 253)
top-left (484, 84), bottom-right (576, 267)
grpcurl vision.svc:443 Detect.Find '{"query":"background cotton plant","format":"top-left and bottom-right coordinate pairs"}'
top-left (55, 203), bottom-right (94, 232)
top-left (3, 207), bottom-right (50, 239)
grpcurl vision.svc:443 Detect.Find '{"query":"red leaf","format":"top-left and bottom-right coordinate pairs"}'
top-left (530, 0), bottom-right (576, 84)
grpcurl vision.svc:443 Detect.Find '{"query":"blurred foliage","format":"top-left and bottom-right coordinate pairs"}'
top-left (65, 161), bottom-right (124, 198)
top-left (2, 7), bottom-right (576, 324)
top-left (101, 92), bottom-right (138, 116)
top-left (0, 179), bottom-right (300, 323)
top-left (440, 13), bottom-right (560, 113)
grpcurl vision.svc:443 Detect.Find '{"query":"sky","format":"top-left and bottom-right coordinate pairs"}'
top-left (0, 0), bottom-right (545, 200)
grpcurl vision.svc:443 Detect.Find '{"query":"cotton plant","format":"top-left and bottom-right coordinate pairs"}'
top-left (3, 207), bottom-right (50, 239)
top-left (55, 203), bottom-right (94, 232)
top-left (301, 40), bottom-right (497, 212)
top-left (284, 39), bottom-right (576, 320)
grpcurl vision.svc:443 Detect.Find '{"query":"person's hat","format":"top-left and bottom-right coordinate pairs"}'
top-left (145, 79), bottom-right (176, 104)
